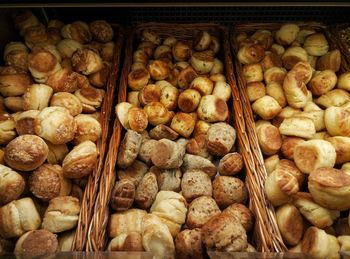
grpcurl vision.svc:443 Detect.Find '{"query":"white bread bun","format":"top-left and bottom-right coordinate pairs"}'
top-left (242, 63), bottom-right (263, 84)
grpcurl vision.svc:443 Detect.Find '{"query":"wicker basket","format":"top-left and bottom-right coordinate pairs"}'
top-left (329, 23), bottom-right (350, 71)
top-left (71, 24), bottom-right (124, 251)
top-left (230, 22), bottom-right (348, 253)
top-left (87, 22), bottom-right (271, 252)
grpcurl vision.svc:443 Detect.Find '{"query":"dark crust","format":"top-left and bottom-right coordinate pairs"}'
top-left (28, 51), bottom-right (57, 73)
top-left (90, 20), bottom-right (114, 43)
top-left (20, 230), bottom-right (58, 256)
top-left (111, 179), bottom-right (136, 212)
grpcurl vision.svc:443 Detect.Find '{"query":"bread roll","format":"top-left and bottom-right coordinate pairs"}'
top-left (202, 213), bottom-right (247, 252)
top-left (213, 176), bottom-right (247, 209)
top-left (309, 167), bottom-right (350, 211)
top-left (0, 72), bottom-right (32, 97)
top-left (125, 107), bottom-right (148, 133)
top-left (237, 43), bottom-right (265, 65)
top-left (264, 155), bottom-right (280, 175)
top-left (62, 140), bottom-right (97, 179)
top-left (271, 43), bottom-right (285, 56)
top-left (118, 160), bottom-right (148, 187)
top-left (316, 49), bottom-right (341, 72)
top-left (50, 92), bottom-right (83, 116)
top-left (74, 86), bottom-right (105, 113)
top-left (110, 179), bottom-right (135, 212)
top-left (148, 60), bottom-right (170, 81)
top-left (315, 89), bottom-right (350, 109)
top-left (135, 172), bottom-right (158, 209)
top-left (212, 81), bottom-right (231, 102)
top-left (175, 228), bottom-right (204, 259)
top-left (326, 136), bottom-right (350, 164)
top-left (296, 110), bottom-right (325, 132)
top-left (160, 84), bottom-right (179, 111)
top-left (4, 134), bottom-right (48, 171)
top-left (61, 21), bottom-right (92, 44)
top-left (28, 50), bottom-right (61, 83)
top-left (186, 196), bottom-right (220, 229)
top-left (46, 142), bottom-right (69, 165)
top-left (14, 230), bottom-right (58, 257)
top-left (177, 89), bottom-right (201, 113)
top-left (281, 137), bottom-right (305, 160)
top-left (46, 68), bottom-right (83, 93)
top-left (264, 67), bottom-right (287, 85)
top-left (190, 50), bottom-right (215, 74)
top-left (256, 122), bottom-right (282, 155)
top-left (242, 63), bottom-right (263, 84)
top-left (107, 232), bottom-right (143, 252)
top-left (0, 197), bottom-right (41, 238)
top-left (309, 70), bottom-right (337, 96)
top-left (283, 70), bottom-right (309, 109)
top-left (218, 152), bottom-right (243, 176)
top-left (276, 203), bottom-right (303, 246)
top-left (177, 66), bottom-right (197, 89)
top-left (282, 46), bottom-right (308, 69)
top-left (186, 134), bottom-right (211, 159)
top-left (89, 20), bottom-right (113, 43)
top-left (4, 42), bottom-right (28, 71)
top-left (275, 24), bottom-right (300, 45)
top-left (144, 102), bottom-right (173, 126)
top-left (151, 139), bottom-right (185, 169)
top-left (210, 73), bottom-right (226, 83)
top-left (279, 117), bottom-right (316, 139)
top-left (221, 203), bottom-right (254, 231)
top-left (149, 124), bottom-right (178, 141)
top-left (252, 95), bottom-right (282, 120)
top-left (3, 96), bottom-right (23, 112)
top-left (57, 39), bottom-right (83, 59)
top-left (337, 72), bottom-right (350, 90)
top-left (57, 231), bottom-right (75, 252)
top-left (127, 91), bottom-right (141, 107)
top-left (303, 33), bottom-right (329, 56)
top-left (181, 154), bottom-right (216, 178)
top-left (261, 51), bottom-right (282, 71)
top-left (88, 61), bottom-right (110, 87)
top-left (0, 164), bottom-right (25, 206)
top-left (42, 196), bottom-right (80, 233)
top-left (293, 192), bottom-right (339, 228)
top-left (246, 81), bottom-right (266, 102)
top-left (154, 45), bottom-right (172, 60)
top-left (206, 122), bottom-right (236, 156)
top-left (170, 112), bottom-right (195, 138)
top-left (0, 114), bottom-right (16, 144)
top-left (181, 169), bottom-right (212, 201)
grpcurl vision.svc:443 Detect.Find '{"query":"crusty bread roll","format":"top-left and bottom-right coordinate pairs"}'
top-left (149, 124), bottom-right (179, 141)
top-left (271, 43), bottom-right (285, 55)
top-left (46, 142), bottom-right (69, 165)
top-left (177, 89), bottom-right (201, 113)
top-left (202, 213), bottom-right (248, 252)
top-left (135, 172), bottom-right (158, 210)
top-left (62, 140), bottom-right (97, 179)
top-left (315, 89), bottom-right (350, 108)
top-left (133, 49), bottom-right (149, 64)
top-left (61, 21), bottom-right (92, 44)
top-left (186, 134), bottom-right (211, 159)
top-left (181, 169), bottom-right (212, 201)
top-left (316, 49), bottom-right (341, 72)
top-left (151, 139), bottom-right (185, 169)
top-left (138, 139), bottom-right (157, 165)
top-left (303, 33), bottom-right (329, 56)
top-left (107, 232), bottom-right (143, 252)
top-left (213, 176), bottom-right (247, 209)
top-left (206, 122), bottom-right (236, 156)
top-left (0, 164), bottom-right (25, 206)
top-left (181, 154), bottom-right (216, 178)
top-left (14, 230), bottom-right (58, 257)
top-left (186, 196), bottom-right (220, 229)
top-left (0, 114), bottom-right (16, 145)
top-left (50, 92), bottom-right (83, 116)
top-left (252, 95), bottom-right (282, 120)
top-left (57, 39), bottom-right (83, 59)
top-left (73, 114), bottom-right (101, 144)
top-left (4, 96), bottom-right (23, 112)
top-left (293, 139), bottom-right (336, 174)
top-left (141, 214), bottom-right (175, 259)
top-left (127, 91), bottom-right (141, 107)
top-left (75, 86), bottom-right (105, 113)
top-left (148, 60), bottom-right (170, 81)
top-left (256, 122), bottom-right (282, 155)
top-left (325, 106), bottom-right (350, 137)
top-left (281, 137), bottom-right (305, 160)
top-left (128, 68), bottom-right (150, 91)
top-left (4, 134), bottom-right (48, 171)
top-left (293, 192), bottom-right (339, 229)
top-left (111, 179), bottom-right (135, 212)
top-left (282, 70), bottom-right (309, 109)
top-left (246, 81), bottom-right (266, 102)
top-left (264, 67), bottom-right (287, 86)
top-left (237, 43), bottom-right (265, 65)
top-left (218, 152), bottom-right (243, 176)
top-left (172, 40), bottom-right (191, 62)
top-left (4, 42), bottom-right (28, 71)
top-left (118, 160), bottom-right (148, 187)
top-left (144, 102), bottom-right (173, 126)
top-left (46, 68), bottom-right (84, 93)
top-left (117, 130), bottom-right (142, 168)
top-left (221, 203), bottom-right (254, 231)
top-left (160, 84), bottom-right (179, 111)
top-left (28, 50), bottom-right (61, 83)
top-left (309, 70), bottom-right (337, 96)
top-left (266, 82), bottom-right (287, 108)
top-left (42, 196), bottom-right (80, 233)
top-left (0, 197), bottom-right (41, 238)
top-left (309, 167), bottom-right (350, 211)
top-left (175, 228), bottom-right (204, 259)
top-left (170, 112), bottom-right (196, 138)
top-left (89, 20), bottom-right (113, 43)
top-left (261, 51), bottom-right (282, 71)
top-left (242, 63), bottom-right (263, 84)
top-left (190, 50), bottom-right (215, 74)
top-left (296, 110), bottom-right (325, 132)
top-left (276, 203), bottom-right (303, 246)
top-left (275, 24), bottom-right (300, 45)
top-left (281, 46), bottom-right (308, 69)
top-left (279, 117), bottom-right (316, 139)
top-left (251, 29), bottom-right (273, 50)
top-left (264, 155), bottom-right (280, 175)
top-left (177, 66), bottom-right (197, 89)
top-left (154, 44), bottom-right (172, 60)
top-left (0, 72), bottom-right (32, 97)
top-left (326, 136), bottom-right (350, 164)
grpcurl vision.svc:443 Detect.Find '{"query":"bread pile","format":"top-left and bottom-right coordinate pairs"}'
top-left (0, 10), bottom-right (115, 256)
top-left (236, 23), bottom-right (350, 258)
top-left (110, 29), bottom-right (255, 258)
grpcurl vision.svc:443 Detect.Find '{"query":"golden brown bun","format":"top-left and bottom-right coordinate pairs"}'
top-left (46, 68), bottom-right (84, 93)
top-left (125, 107), bottom-right (148, 133)
top-left (118, 160), bottom-right (148, 187)
top-left (62, 140), bottom-right (97, 179)
top-left (89, 20), bottom-right (113, 43)
top-left (242, 63), bottom-right (263, 84)
top-left (71, 48), bottom-right (103, 75)
top-left (57, 39), bottom-right (83, 59)
top-left (190, 50), bottom-right (215, 74)
top-left (309, 70), bottom-right (337, 96)
top-left (213, 176), bottom-right (247, 209)
top-left (138, 41), bottom-right (156, 58)
top-left (264, 67), bottom-right (287, 85)
top-left (127, 91), bottom-right (141, 107)
top-left (281, 137), bottom-right (305, 160)
top-left (14, 230), bottom-right (58, 257)
top-left (177, 89), bottom-right (201, 113)
top-left (170, 112), bottom-right (196, 138)
top-left (149, 124), bottom-right (179, 141)
top-left (282, 70), bottom-right (309, 109)
top-left (212, 81), bottom-right (231, 102)
top-left (186, 196), bottom-right (220, 229)
top-left (28, 50), bottom-right (61, 83)
top-left (34, 106), bottom-right (76, 144)
top-left (4, 134), bottom-right (48, 171)
top-left (264, 155), bottom-right (280, 175)
top-left (261, 50), bottom-right (282, 69)
top-left (337, 72), bottom-right (350, 91)
top-left (185, 134), bottom-right (211, 159)
top-left (175, 228), bottom-right (205, 259)
top-left (24, 24), bottom-right (50, 49)
top-left (293, 139), bottom-right (336, 174)
top-left (202, 213), bottom-right (248, 252)
top-left (315, 89), bottom-right (350, 108)
top-left (135, 172), bottom-right (158, 210)
top-left (4, 42), bottom-right (29, 71)
top-left (133, 49), bottom-right (149, 64)
top-left (256, 123), bottom-right (282, 155)
top-left (325, 106), bottom-right (350, 137)
top-left (303, 33), bottom-right (329, 56)
top-left (279, 117), bottom-right (316, 139)
top-left (148, 60), bottom-right (170, 81)
top-left (276, 203), bottom-right (303, 246)
top-left (107, 232), bottom-right (144, 252)
top-left (309, 167), bottom-right (350, 211)
top-left (181, 169), bottom-right (212, 201)
top-left (177, 66), bottom-right (198, 89)
top-left (252, 95), bottom-right (282, 120)
top-left (275, 24), bottom-right (300, 45)
top-left (46, 142), bottom-right (69, 165)
top-left (111, 179), bottom-right (135, 212)
top-left (74, 86), bottom-right (105, 113)
top-left (206, 122), bottom-right (236, 156)
top-left (74, 114), bottom-right (101, 144)
top-left (14, 10), bottom-right (40, 36)
top-left (23, 83), bottom-right (53, 110)
top-left (0, 114), bottom-right (16, 144)
top-left (0, 72), bottom-right (32, 97)
top-left (326, 136), bottom-right (350, 164)
top-left (42, 196), bottom-right (80, 233)
top-left (0, 197), bottom-right (41, 238)
top-left (246, 81), bottom-right (266, 102)
top-left (173, 40), bottom-right (192, 61)
top-left (61, 21), bottom-right (92, 44)
top-left (0, 164), bottom-right (25, 206)
top-left (144, 102), bottom-right (173, 126)
top-left (13, 110), bottom-right (38, 135)
top-left (29, 164), bottom-right (72, 201)
top-left (50, 92), bottom-right (83, 116)
top-left (154, 45), bottom-right (172, 60)
top-left (282, 46), bottom-right (308, 69)
top-left (218, 152), bottom-right (243, 176)
top-left (237, 43), bottom-right (265, 65)
top-left (159, 84), bottom-right (179, 111)
top-left (138, 84), bottom-right (161, 106)
top-left (221, 203), bottom-right (254, 231)
top-left (88, 61), bottom-right (110, 87)
top-left (316, 49), bottom-right (341, 72)
top-left (4, 97), bottom-right (23, 112)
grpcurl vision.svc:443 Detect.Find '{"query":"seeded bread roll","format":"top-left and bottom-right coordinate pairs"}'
top-left (151, 139), bottom-right (186, 169)
top-left (0, 164), bottom-right (25, 206)
top-left (186, 196), bottom-right (220, 229)
top-left (221, 203), bottom-right (254, 231)
top-left (118, 160), bottom-right (148, 187)
top-left (175, 228), bottom-right (205, 259)
top-left (181, 169), bottom-right (212, 201)
top-left (181, 154), bottom-right (216, 179)
top-left (135, 172), bottom-right (158, 210)
top-left (206, 122), bottom-right (236, 156)
top-left (117, 130), bottom-right (142, 169)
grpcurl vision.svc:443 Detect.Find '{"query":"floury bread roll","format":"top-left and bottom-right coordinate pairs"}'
top-left (0, 197), bottom-right (41, 238)
top-left (4, 42), bottom-right (29, 71)
top-left (181, 154), bottom-right (216, 178)
top-left (309, 167), bottom-right (350, 211)
top-left (242, 63), bottom-right (263, 84)
top-left (46, 142), bottom-right (69, 165)
top-left (181, 169), bottom-right (212, 201)
top-left (0, 164), bottom-right (25, 206)
top-left (293, 139), bottom-right (336, 174)
top-left (325, 106), bottom-right (350, 137)
top-left (71, 48), bottom-right (103, 75)
top-left (89, 20), bottom-right (114, 43)
top-left (141, 214), bottom-right (175, 259)
top-left (281, 137), bottom-right (305, 160)
top-left (275, 24), bottom-right (300, 45)
top-left (177, 89), bottom-right (201, 113)
top-left (221, 203), bottom-right (254, 231)
top-left (134, 172), bottom-right (158, 210)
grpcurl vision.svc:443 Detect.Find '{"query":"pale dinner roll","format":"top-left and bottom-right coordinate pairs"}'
top-left (71, 48), bottom-right (103, 75)
top-left (73, 114), bottom-right (101, 144)
top-left (181, 169), bottom-right (212, 201)
top-left (23, 83), bottom-right (53, 110)
top-left (283, 71), bottom-right (309, 109)
top-left (275, 24), bottom-right (300, 45)
top-left (309, 167), bottom-right (350, 211)
top-left (337, 72), bottom-right (350, 91)
top-left (144, 102), bottom-right (173, 126)
top-left (141, 214), bottom-right (175, 259)
top-left (88, 61), bottom-right (110, 87)
top-left (175, 228), bottom-right (204, 259)
top-left (135, 172), bottom-right (158, 210)
top-left (308, 70), bottom-right (337, 96)
top-left (218, 152), bottom-right (244, 176)
top-left (315, 89), bottom-right (350, 108)
top-left (281, 137), bottom-right (305, 160)
top-left (316, 49), bottom-right (341, 72)
top-left (212, 81), bottom-right (231, 102)
top-left (35, 106), bottom-right (76, 144)
top-left (256, 122), bottom-right (282, 155)
top-left (325, 106), bottom-right (350, 137)
top-left (0, 72), bottom-right (32, 97)
top-left (0, 164), bottom-right (25, 206)
top-left (61, 21), bottom-right (92, 44)
top-left (281, 46), bottom-right (308, 70)
top-left (127, 91), bottom-right (141, 107)
top-left (213, 176), bottom-right (247, 209)
top-left (0, 114), bottom-right (16, 145)
top-left (303, 33), bottom-right (329, 56)
top-left (3, 96), bottom-right (23, 112)
top-left (246, 81), bottom-right (266, 102)
top-left (0, 197), bottom-right (41, 238)
top-left (74, 86), bottom-right (105, 113)
top-left (296, 110), bottom-right (325, 132)
top-left (4, 134), bottom-right (48, 171)
top-left (197, 95), bottom-right (228, 122)
top-left (326, 136), bottom-right (350, 164)
top-left (190, 76), bottom-right (214, 96)
top-left (186, 196), bottom-right (220, 229)
top-left (293, 192), bottom-right (339, 229)
top-left (170, 112), bottom-right (195, 138)
top-left (210, 58), bottom-right (224, 75)
top-left (28, 50), bottom-right (61, 83)
top-left (14, 110), bottom-right (38, 135)
top-left (264, 155), bottom-right (280, 175)
top-left (206, 122), bottom-right (236, 156)
top-left (177, 89), bottom-right (201, 113)
top-left (29, 164), bottom-right (71, 201)
top-left (177, 66), bottom-right (198, 89)
top-left (276, 203), bottom-right (303, 246)
top-left (237, 43), bottom-right (265, 65)
top-left (50, 92), bottom-right (83, 116)
top-left (279, 117), bottom-right (316, 139)
top-left (62, 140), bottom-right (97, 179)
top-left (264, 67), bottom-right (287, 85)
top-left (271, 43), bottom-right (285, 55)
top-left (42, 196), bottom-right (80, 233)
top-left (14, 230), bottom-right (58, 257)
top-left (133, 49), bottom-right (149, 64)
top-left (295, 28), bottom-right (316, 44)
top-left (210, 73), bottom-right (226, 83)
top-left (242, 63), bottom-right (263, 84)
top-left (160, 84), bottom-right (179, 111)
top-left (252, 95), bottom-right (282, 120)
top-left (302, 227), bottom-right (340, 259)
top-left (118, 160), bottom-right (148, 187)
top-left (46, 142), bottom-right (69, 165)
top-left (190, 50), bottom-right (215, 74)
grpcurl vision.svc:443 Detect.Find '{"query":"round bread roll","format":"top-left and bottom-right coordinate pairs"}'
top-left (74, 114), bottom-right (101, 144)
top-left (315, 89), bottom-right (350, 108)
top-left (281, 137), bottom-right (305, 160)
top-left (261, 51), bottom-right (282, 71)
top-left (275, 24), bottom-right (300, 45)
top-left (202, 213), bottom-right (248, 252)
top-left (251, 30), bottom-right (273, 50)
top-left (89, 20), bottom-right (113, 43)
top-left (24, 24), bottom-right (50, 49)
top-left (61, 21), bottom-right (91, 44)
top-left (149, 124), bottom-right (179, 141)
top-left (276, 203), bottom-right (303, 246)
top-left (281, 46), bottom-right (308, 70)
top-left (128, 68), bottom-right (150, 91)
top-left (303, 33), bottom-right (329, 56)
top-left (159, 84), bottom-right (178, 111)
top-left (57, 39), bottom-right (83, 59)
top-left (337, 72), bottom-right (350, 91)
top-left (210, 73), bottom-right (226, 83)
top-left (193, 120), bottom-right (211, 137)
top-left (0, 72), bottom-right (32, 97)
top-left (46, 142), bottom-right (69, 165)
top-left (127, 91), bottom-right (141, 107)
top-left (242, 63), bottom-right (263, 84)
top-left (256, 123), bottom-right (282, 155)
top-left (151, 139), bottom-right (185, 169)
top-left (325, 106), bottom-right (350, 137)
top-left (118, 160), bottom-right (148, 187)
top-left (50, 92), bottom-right (83, 116)
top-left (0, 114), bottom-right (16, 145)
top-left (35, 106), bottom-right (76, 144)
top-left (246, 81), bottom-right (266, 102)
top-left (138, 40), bottom-right (156, 57)
top-left (206, 122), bottom-right (236, 156)
top-left (28, 50), bottom-right (61, 83)
top-left (172, 40), bottom-right (191, 61)
top-left (186, 134), bottom-right (211, 159)
top-left (23, 83), bottom-right (53, 111)
top-left (4, 134), bottom-right (48, 171)
top-left (338, 236), bottom-right (350, 252)
top-left (271, 43), bottom-right (285, 56)
top-left (170, 112), bottom-right (196, 138)
top-left (138, 139), bottom-right (157, 165)
top-left (0, 164), bottom-right (25, 206)
top-left (177, 66), bottom-right (198, 89)
top-left (154, 45), bottom-right (172, 60)
top-left (264, 67), bottom-right (287, 85)
top-left (74, 86), bottom-right (105, 113)
top-left (296, 28), bottom-right (316, 44)
top-left (297, 110), bottom-right (325, 132)
top-left (29, 164), bottom-right (72, 201)
top-left (308, 70), bottom-right (337, 96)
top-left (194, 31), bottom-right (211, 51)
top-left (186, 196), bottom-right (221, 229)
top-left (237, 43), bottom-right (265, 65)
top-left (4, 42), bottom-right (28, 71)
top-left (178, 89), bottom-right (201, 113)
top-left (309, 167), bottom-right (350, 211)
top-left (210, 58), bottom-right (224, 75)
top-left (148, 60), bottom-right (170, 81)
top-left (71, 48), bottom-right (103, 75)
top-left (221, 203), bottom-right (254, 231)
top-left (0, 197), bottom-right (41, 239)
top-left (107, 232), bottom-right (143, 252)
top-left (14, 230), bottom-right (58, 257)
top-left (213, 176), bottom-right (247, 209)
top-left (133, 49), bottom-right (149, 64)
top-left (316, 49), bottom-right (341, 72)
top-left (252, 95), bottom-right (282, 120)
top-left (181, 153), bottom-right (216, 178)
top-left (266, 82), bottom-right (287, 107)
top-left (282, 70), bottom-right (309, 109)
top-left (190, 50), bottom-right (215, 74)
top-left (190, 76), bottom-right (214, 96)
top-left (46, 68), bottom-right (83, 93)
top-left (58, 231), bottom-right (75, 252)
top-left (111, 179), bottom-right (135, 212)
top-left (326, 136), bottom-right (350, 164)
top-left (293, 139), bottom-right (336, 174)
top-left (175, 228), bottom-right (204, 259)
top-left (212, 81), bottom-right (231, 102)
top-left (13, 110), bottom-right (38, 135)
top-left (144, 102), bottom-right (173, 126)
top-left (62, 140), bottom-right (97, 179)
top-left (264, 155), bottom-right (280, 175)
top-left (181, 169), bottom-right (212, 201)
top-left (134, 172), bottom-right (158, 210)
top-left (42, 196), bottom-right (80, 233)
top-left (218, 152), bottom-right (243, 176)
